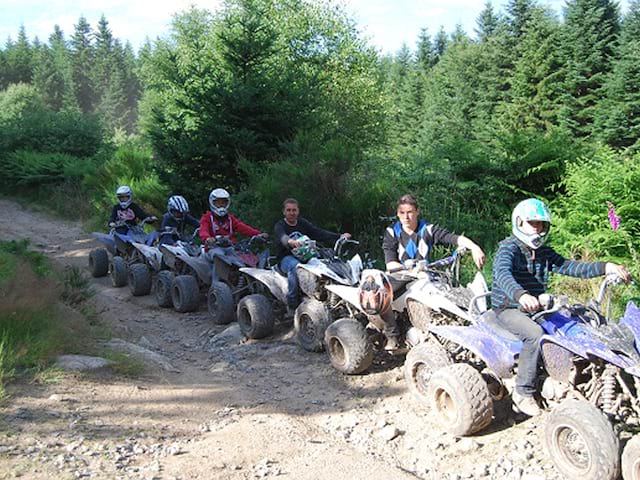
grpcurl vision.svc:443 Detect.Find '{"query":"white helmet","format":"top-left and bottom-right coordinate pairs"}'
top-left (209, 188), bottom-right (230, 216)
top-left (167, 195), bottom-right (189, 220)
top-left (116, 185), bottom-right (133, 209)
top-left (512, 198), bottom-right (551, 249)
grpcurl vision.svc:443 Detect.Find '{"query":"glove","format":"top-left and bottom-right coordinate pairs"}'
top-left (258, 233), bottom-right (269, 240)
top-left (108, 222), bottom-right (116, 228)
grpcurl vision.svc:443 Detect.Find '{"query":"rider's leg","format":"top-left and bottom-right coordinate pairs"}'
top-left (380, 309), bottom-right (401, 349)
top-left (497, 308), bottom-right (543, 415)
top-left (280, 255), bottom-right (301, 310)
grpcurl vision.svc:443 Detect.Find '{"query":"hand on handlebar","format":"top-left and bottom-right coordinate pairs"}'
top-left (519, 293), bottom-right (541, 313)
top-left (257, 232), bottom-right (269, 241)
top-left (340, 233), bottom-right (352, 240)
top-left (288, 238), bottom-right (301, 249)
top-left (470, 245), bottom-right (485, 269)
top-left (108, 222), bottom-right (117, 228)
top-left (205, 237), bottom-right (217, 247)
top-left (605, 263), bottom-right (632, 283)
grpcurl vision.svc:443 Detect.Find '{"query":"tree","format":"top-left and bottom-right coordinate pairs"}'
top-left (33, 26), bottom-right (77, 111)
top-left (560, 0), bottom-right (620, 136)
top-left (476, 1), bottom-right (501, 41)
top-left (70, 16), bottom-right (95, 113)
top-left (4, 25), bottom-right (33, 85)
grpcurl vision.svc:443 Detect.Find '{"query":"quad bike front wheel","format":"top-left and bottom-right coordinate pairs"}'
top-left (544, 399), bottom-right (619, 480)
top-left (428, 363), bottom-right (493, 436)
top-left (129, 263), bottom-right (152, 296)
top-left (154, 271), bottom-right (174, 308)
top-left (404, 339), bottom-right (452, 406)
top-left (622, 435), bottom-right (640, 480)
top-left (237, 294), bottom-right (274, 339)
top-left (294, 298), bottom-right (332, 352)
top-left (208, 281), bottom-right (235, 325)
top-left (89, 248), bottom-right (109, 277)
top-left (110, 256), bottom-right (128, 288)
top-left (324, 318), bottom-right (373, 374)
top-left (172, 275), bottom-right (200, 313)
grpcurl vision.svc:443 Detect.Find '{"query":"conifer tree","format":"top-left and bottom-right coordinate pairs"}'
top-left (4, 25), bottom-right (33, 84)
top-left (70, 16), bottom-right (95, 113)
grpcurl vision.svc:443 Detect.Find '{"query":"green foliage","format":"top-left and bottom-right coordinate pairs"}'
top-left (60, 266), bottom-right (94, 306)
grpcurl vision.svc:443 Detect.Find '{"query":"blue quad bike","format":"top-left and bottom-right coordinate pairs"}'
top-left (88, 218), bottom-right (158, 289)
top-left (407, 274), bottom-right (640, 480)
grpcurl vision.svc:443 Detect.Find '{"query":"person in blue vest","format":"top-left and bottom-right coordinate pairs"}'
top-left (380, 193), bottom-right (485, 349)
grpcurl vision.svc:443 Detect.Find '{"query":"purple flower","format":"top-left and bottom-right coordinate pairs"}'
top-left (607, 201), bottom-right (620, 232)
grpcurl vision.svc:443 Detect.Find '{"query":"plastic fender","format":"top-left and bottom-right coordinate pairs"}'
top-left (298, 260), bottom-right (352, 285)
top-left (620, 301), bottom-right (640, 347)
top-left (325, 284), bottom-right (365, 312)
top-left (540, 331), bottom-right (636, 370)
top-left (145, 230), bottom-right (159, 246)
top-left (405, 288), bottom-right (471, 323)
top-left (132, 242), bottom-right (163, 272)
top-left (348, 254), bottom-right (363, 284)
top-left (209, 249), bottom-right (246, 268)
top-left (159, 244), bottom-right (180, 269)
top-left (430, 324), bottom-right (520, 379)
top-left (113, 232), bottom-right (132, 255)
top-left (467, 272), bottom-right (489, 312)
top-left (178, 254), bottom-right (212, 285)
top-left (92, 232), bottom-right (117, 255)
top-left (239, 267), bottom-right (288, 304)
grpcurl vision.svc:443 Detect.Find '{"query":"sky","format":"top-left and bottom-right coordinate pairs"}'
top-left (0, 0), bottom-right (632, 54)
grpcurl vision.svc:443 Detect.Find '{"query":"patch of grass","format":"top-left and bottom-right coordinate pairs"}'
top-left (60, 265), bottom-right (94, 306)
top-left (102, 350), bottom-right (145, 377)
top-left (32, 366), bottom-right (66, 385)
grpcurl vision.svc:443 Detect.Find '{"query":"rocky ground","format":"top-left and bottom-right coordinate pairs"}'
top-left (0, 199), bottom-right (561, 480)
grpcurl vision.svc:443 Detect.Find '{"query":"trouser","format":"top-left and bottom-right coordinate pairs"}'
top-left (380, 309), bottom-right (400, 340)
top-left (280, 255), bottom-right (301, 309)
top-left (497, 308), bottom-right (543, 396)
top-left (206, 246), bottom-right (235, 283)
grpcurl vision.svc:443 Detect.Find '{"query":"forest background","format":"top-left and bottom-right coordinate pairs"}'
top-left (1, 0), bottom-right (640, 305)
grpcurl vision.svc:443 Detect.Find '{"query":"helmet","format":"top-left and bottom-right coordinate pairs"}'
top-left (512, 198), bottom-right (551, 249)
top-left (290, 232), bottom-right (318, 262)
top-left (167, 195), bottom-right (189, 220)
top-left (209, 188), bottom-right (230, 216)
top-left (358, 269), bottom-right (393, 315)
top-left (116, 185), bottom-right (132, 209)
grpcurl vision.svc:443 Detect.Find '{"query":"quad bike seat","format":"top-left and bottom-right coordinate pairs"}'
top-left (480, 310), bottom-right (521, 342)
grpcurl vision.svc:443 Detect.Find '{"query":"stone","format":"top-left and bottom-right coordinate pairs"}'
top-left (55, 355), bottom-right (112, 371)
top-left (105, 339), bottom-right (180, 372)
top-left (378, 425), bottom-right (401, 442)
top-left (454, 438), bottom-right (481, 453)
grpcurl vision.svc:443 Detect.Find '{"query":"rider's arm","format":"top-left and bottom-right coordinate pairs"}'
top-left (108, 205), bottom-right (119, 224)
top-left (300, 218), bottom-right (340, 245)
top-left (382, 227), bottom-right (402, 270)
top-left (493, 241), bottom-right (528, 304)
top-left (131, 203), bottom-right (149, 221)
top-left (546, 246), bottom-right (606, 278)
top-left (456, 235), bottom-right (485, 269)
top-left (186, 213), bottom-right (200, 228)
top-left (230, 214), bottom-right (262, 237)
top-left (199, 213), bottom-right (212, 243)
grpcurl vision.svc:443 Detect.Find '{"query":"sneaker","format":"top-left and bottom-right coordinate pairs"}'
top-left (512, 391), bottom-right (541, 417)
top-left (384, 336), bottom-right (405, 353)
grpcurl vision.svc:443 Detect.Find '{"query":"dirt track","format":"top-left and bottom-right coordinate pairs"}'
top-left (0, 199), bottom-right (560, 480)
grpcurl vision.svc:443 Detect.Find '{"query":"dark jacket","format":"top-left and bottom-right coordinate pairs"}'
top-left (159, 212), bottom-right (200, 245)
top-left (109, 202), bottom-right (149, 234)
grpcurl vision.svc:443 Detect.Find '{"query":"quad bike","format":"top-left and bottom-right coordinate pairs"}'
top-left (88, 218), bottom-right (157, 289)
top-left (423, 274), bottom-right (638, 480)
top-left (160, 234), bottom-right (269, 323)
top-left (322, 250), bottom-right (485, 374)
top-left (294, 237), bottom-right (363, 352)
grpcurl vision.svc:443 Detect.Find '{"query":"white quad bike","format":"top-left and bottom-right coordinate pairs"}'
top-left (294, 237), bottom-right (364, 352)
top-left (236, 262), bottom-right (290, 340)
top-left (322, 250), bottom-right (488, 375)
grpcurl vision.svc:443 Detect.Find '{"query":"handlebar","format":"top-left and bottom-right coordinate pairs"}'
top-left (333, 236), bottom-right (359, 258)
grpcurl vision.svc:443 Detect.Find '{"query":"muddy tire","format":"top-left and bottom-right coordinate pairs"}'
top-left (294, 298), bottom-right (332, 352)
top-left (237, 294), bottom-right (274, 339)
top-left (154, 271), bottom-right (174, 307)
top-left (622, 435), bottom-right (640, 480)
top-left (110, 256), bottom-right (128, 287)
top-left (428, 363), bottom-right (493, 436)
top-left (324, 318), bottom-right (373, 374)
top-left (208, 281), bottom-right (235, 325)
top-left (89, 248), bottom-right (109, 277)
top-left (129, 263), bottom-right (152, 296)
top-left (404, 340), bottom-right (452, 406)
top-left (297, 268), bottom-right (322, 299)
top-left (172, 275), bottom-right (200, 313)
top-left (544, 399), bottom-right (619, 480)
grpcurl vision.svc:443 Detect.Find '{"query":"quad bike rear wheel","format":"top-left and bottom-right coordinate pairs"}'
top-left (129, 263), bottom-right (152, 296)
top-left (237, 294), bottom-right (274, 339)
top-left (154, 271), bottom-right (174, 307)
top-left (295, 298), bottom-right (332, 352)
top-left (110, 256), bottom-right (128, 288)
top-left (172, 275), bottom-right (200, 313)
top-left (544, 399), bottom-right (619, 480)
top-left (324, 318), bottom-right (373, 374)
top-left (208, 281), bottom-right (235, 325)
top-left (89, 248), bottom-right (109, 277)
top-left (428, 363), bottom-right (493, 436)
top-left (404, 339), bottom-right (452, 406)
top-left (622, 435), bottom-right (640, 480)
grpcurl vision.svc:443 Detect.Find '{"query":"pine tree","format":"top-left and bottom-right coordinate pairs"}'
top-left (433, 27), bottom-right (448, 64)
top-left (416, 28), bottom-right (435, 72)
top-left (506, 0), bottom-right (536, 39)
top-left (476, 2), bottom-right (500, 42)
top-left (70, 16), bottom-right (95, 113)
top-left (33, 26), bottom-right (77, 111)
top-left (561, 0), bottom-right (620, 136)
top-left (4, 25), bottom-right (33, 84)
